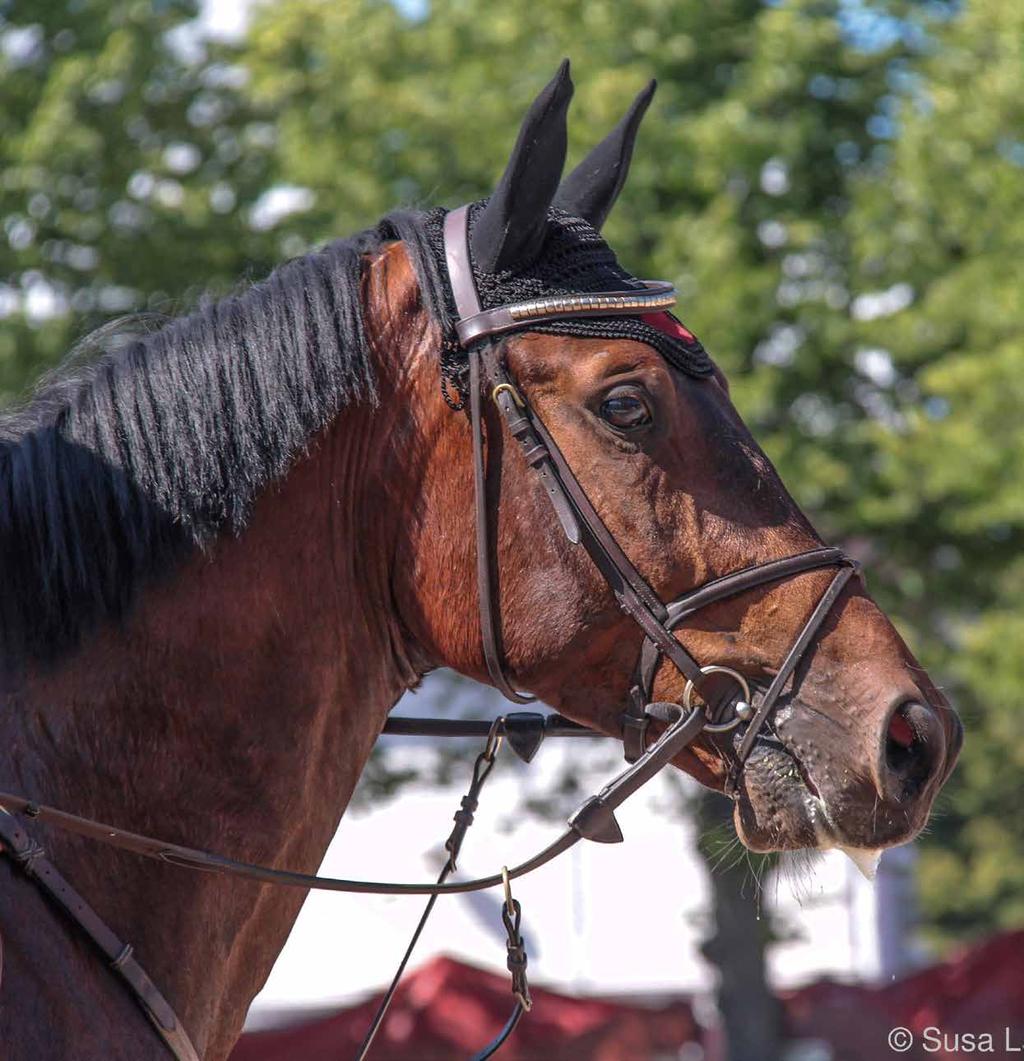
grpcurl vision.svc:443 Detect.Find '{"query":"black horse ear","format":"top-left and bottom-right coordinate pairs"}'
top-left (553, 79), bottom-right (656, 230)
top-left (471, 60), bottom-right (574, 274)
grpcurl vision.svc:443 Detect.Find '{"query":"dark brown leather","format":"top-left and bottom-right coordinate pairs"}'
top-left (0, 809), bottom-right (200, 1061)
top-left (661, 546), bottom-right (850, 627)
top-left (354, 727), bottom-right (509, 1061)
top-left (728, 564), bottom-right (855, 787)
top-left (381, 712), bottom-right (595, 746)
top-left (0, 700), bottom-right (705, 899)
top-left (449, 203), bottom-right (534, 702)
top-left (481, 346), bottom-right (581, 544)
top-left (442, 202), bottom-right (858, 772)
top-left (444, 206), bottom-right (483, 320)
top-left (629, 547), bottom-right (855, 763)
top-left (469, 346), bottom-right (535, 703)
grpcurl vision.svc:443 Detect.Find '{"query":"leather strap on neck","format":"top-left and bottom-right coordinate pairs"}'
top-left (0, 810), bottom-right (200, 1061)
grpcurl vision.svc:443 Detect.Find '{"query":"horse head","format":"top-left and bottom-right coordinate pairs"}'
top-left (373, 62), bottom-right (962, 855)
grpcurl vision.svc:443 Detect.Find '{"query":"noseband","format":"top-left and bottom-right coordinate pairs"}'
top-left (442, 204), bottom-right (857, 792)
top-left (0, 206), bottom-right (859, 1061)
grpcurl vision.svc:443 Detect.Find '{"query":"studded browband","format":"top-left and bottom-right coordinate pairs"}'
top-left (444, 206), bottom-right (678, 345)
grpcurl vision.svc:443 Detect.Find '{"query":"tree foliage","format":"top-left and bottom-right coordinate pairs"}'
top-left (844, 0), bottom-right (1024, 941)
top-left (1, 0), bottom-right (1021, 947)
top-left (0, 0), bottom-right (274, 402)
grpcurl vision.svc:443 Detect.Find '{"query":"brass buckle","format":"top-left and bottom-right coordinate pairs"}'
top-left (491, 382), bottom-right (525, 409)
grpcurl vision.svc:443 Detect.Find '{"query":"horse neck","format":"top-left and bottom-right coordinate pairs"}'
top-left (0, 334), bottom-right (425, 1059)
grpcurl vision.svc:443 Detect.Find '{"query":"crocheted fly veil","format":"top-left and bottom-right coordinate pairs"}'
top-left (427, 62), bottom-right (713, 403)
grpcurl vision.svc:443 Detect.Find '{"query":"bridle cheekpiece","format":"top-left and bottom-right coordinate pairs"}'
top-left (441, 202), bottom-right (858, 786)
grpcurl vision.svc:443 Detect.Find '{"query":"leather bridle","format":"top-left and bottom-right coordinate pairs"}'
top-left (0, 205), bottom-right (860, 1061)
top-left (442, 204), bottom-right (857, 791)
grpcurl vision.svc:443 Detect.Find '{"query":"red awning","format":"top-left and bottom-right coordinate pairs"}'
top-left (231, 955), bottom-right (699, 1061)
top-left (782, 929), bottom-right (1024, 1060)
top-left (234, 931), bottom-right (1024, 1061)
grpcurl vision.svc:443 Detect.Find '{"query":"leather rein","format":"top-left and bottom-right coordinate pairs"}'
top-left (0, 205), bottom-right (858, 1060)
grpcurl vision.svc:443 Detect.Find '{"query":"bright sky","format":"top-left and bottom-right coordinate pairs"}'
top-left (199, 0), bottom-right (252, 41)
top-left (199, 0), bottom-right (428, 39)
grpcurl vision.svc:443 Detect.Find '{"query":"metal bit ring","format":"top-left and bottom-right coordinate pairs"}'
top-left (682, 665), bottom-right (753, 733)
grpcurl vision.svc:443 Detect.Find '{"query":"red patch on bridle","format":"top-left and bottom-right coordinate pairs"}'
top-left (642, 312), bottom-right (697, 344)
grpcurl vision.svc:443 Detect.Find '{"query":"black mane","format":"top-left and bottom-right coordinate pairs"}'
top-left (0, 209), bottom-right (448, 669)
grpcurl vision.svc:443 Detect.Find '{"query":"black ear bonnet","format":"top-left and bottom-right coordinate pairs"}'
top-left (414, 62), bottom-right (713, 400)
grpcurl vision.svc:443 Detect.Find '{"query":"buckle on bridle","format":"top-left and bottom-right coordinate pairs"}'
top-left (491, 381), bottom-right (526, 409)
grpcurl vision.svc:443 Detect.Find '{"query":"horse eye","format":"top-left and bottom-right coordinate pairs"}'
top-left (599, 388), bottom-right (652, 430)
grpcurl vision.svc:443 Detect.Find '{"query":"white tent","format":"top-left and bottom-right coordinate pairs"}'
top-left (246, 677), bottom-right (915, 1027)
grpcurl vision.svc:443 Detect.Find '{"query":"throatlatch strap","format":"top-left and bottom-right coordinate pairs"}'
top-left (469, 347), bottom-right (535, 704)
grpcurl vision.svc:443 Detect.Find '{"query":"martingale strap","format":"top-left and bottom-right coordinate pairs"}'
top-left (0, 699), bottom-right (704, 1061)
top-left (0, 701), bottom-right (706, 897)
top-left (0, 809), bottom-right (200, 1061)
top-left (353, 721), bottom-right (530, 1061)
top-left (0, 702), bottom-right (702, 1061)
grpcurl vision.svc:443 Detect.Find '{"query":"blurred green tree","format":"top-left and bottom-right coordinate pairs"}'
top-left (0, 0), bottom-right (274, 401)
top-left (843, 0), bottom-right (1024, 942)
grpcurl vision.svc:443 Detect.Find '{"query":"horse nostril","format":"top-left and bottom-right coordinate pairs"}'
top-left (887, 709), bottom-right (915, 754)
top-left (882, 700), bottom-right (945, 798)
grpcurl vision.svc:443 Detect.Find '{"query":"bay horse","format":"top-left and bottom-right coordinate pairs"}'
top-left (0, 64), bottom-right (960, 1060)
